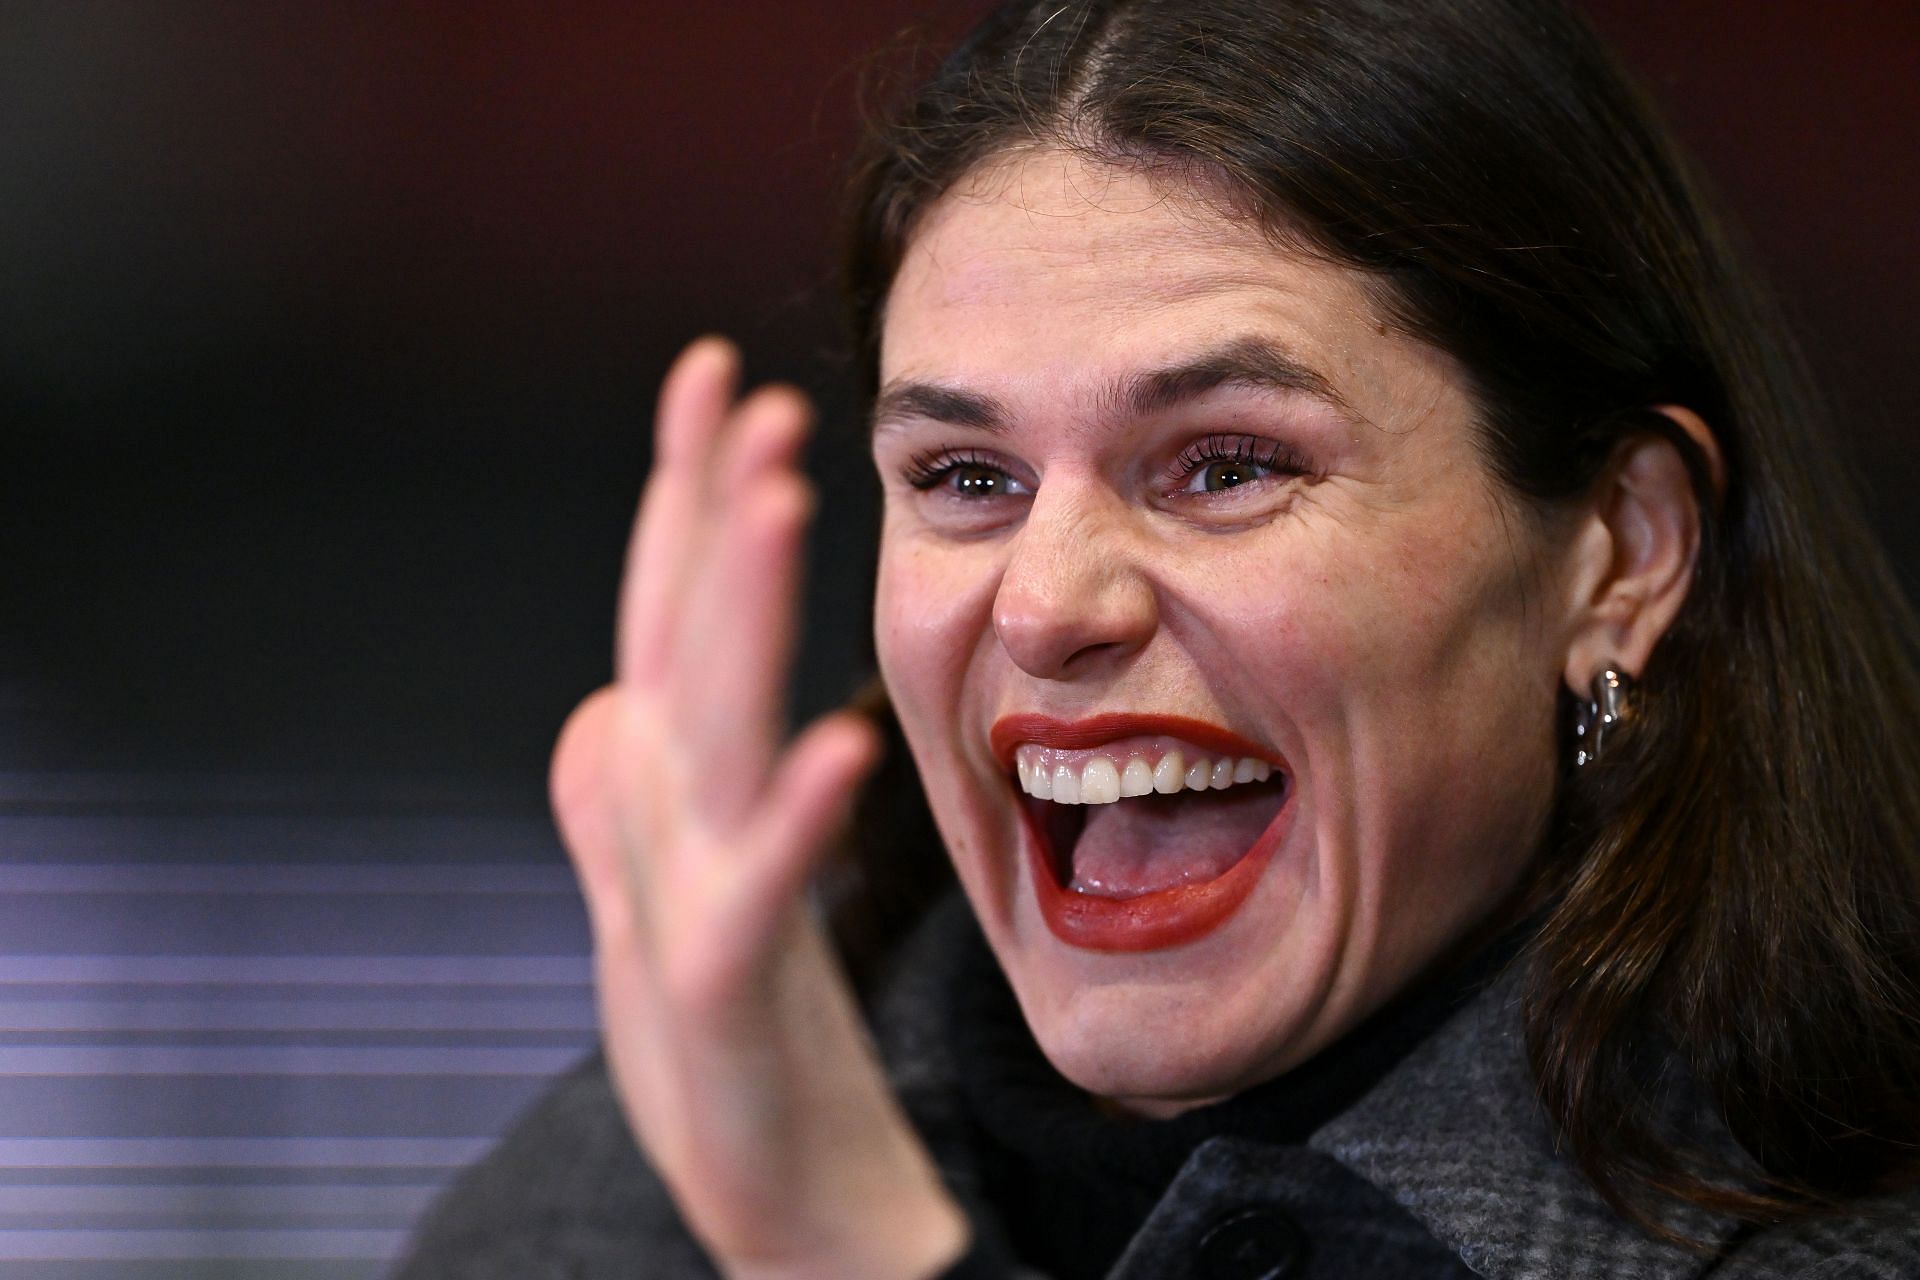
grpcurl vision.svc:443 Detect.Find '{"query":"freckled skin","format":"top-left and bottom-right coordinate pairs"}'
top-left (871, 151), bottom-right (1582, 1117)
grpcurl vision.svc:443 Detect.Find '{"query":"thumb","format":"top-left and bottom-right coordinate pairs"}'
top-left (549, 686), bottom-right (637, 942)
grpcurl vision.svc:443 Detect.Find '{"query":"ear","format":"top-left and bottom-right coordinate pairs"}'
top-left (1561, 405), bottom-right (1722, 693)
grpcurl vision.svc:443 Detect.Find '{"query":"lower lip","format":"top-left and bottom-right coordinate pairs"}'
top-left (1018, 789), bottom-right (1292, 952)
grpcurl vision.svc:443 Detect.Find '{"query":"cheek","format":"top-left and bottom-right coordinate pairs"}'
top-left (1173, 532), bottom-right (1441, 708)
top-left (1194, 509), bottom-right (1554, 813)
top-left (874, 545), bottom-right (948, 683)
top-left (873, 540), bottom-right (1017, 903)
top-left (873, 539), bottom-right (1001, 737)
top-left (1265, 506), bottom-right (1539, 697)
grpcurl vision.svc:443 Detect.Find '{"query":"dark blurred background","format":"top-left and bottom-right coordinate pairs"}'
top-left (5, 1), bottom-right (988, 799)
top-left (7, 1), bottom-right (1919, 797)
top-left (0, 3), bottom-right (1915, 1275)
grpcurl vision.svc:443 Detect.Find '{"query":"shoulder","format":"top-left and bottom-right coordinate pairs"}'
top-left (1311, 963), bottom-right (1920, 1280)
top-left (1713, 1191), bottom-right (1920, 1279)
top-left (388, 1050), bottom-right (719, 1280)
top-left (389, 896), bottom-right (981, 1280)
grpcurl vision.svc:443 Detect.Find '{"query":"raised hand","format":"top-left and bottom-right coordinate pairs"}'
top-left (550, 338), bottom-right (968, 1280)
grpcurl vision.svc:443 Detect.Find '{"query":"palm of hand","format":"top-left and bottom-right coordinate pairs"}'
top-left (547, 339), bottom-right (967, 1280)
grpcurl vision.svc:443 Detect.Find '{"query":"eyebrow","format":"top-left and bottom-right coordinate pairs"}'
top-left (870, 336), bottom-right (1353, 436)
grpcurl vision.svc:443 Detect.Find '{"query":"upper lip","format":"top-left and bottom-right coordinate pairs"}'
top-left (988, 712), bottom-right (1283, 771)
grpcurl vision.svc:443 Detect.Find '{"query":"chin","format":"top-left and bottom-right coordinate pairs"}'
top-left (949, 788), bottom-right (1346, 1111)
top-left (1005, 951), bottom-right (1335, 1117)
top-left (1027, 996), bottom-right (1289, 1116)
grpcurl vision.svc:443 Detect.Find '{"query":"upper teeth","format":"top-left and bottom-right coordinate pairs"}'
top-left (1014, 746), bottom-right (1274, 805)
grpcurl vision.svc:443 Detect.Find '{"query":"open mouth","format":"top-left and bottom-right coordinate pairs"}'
top-left (1026, 771), bottom-right (1289, 896)
top-left (993, 715), bottom-right (1294, 952)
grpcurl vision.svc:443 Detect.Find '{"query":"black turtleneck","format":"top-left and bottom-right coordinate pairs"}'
top-left (943, 925), bottom-right (1524, 1280)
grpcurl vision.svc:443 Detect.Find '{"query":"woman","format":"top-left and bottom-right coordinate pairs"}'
top-left (396, 0), bottom-right (1920, 1276)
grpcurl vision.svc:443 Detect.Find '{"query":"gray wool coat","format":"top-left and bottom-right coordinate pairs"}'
top-left (392, 894), bottom-right (1920, 1280)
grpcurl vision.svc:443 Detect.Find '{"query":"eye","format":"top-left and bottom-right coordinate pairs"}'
top-left (1172, 434), bottom-right (1310, 495)
top-left (1193, 459), bottom-right (1260, 492)
top-left (902, 449), bottom-right (1029, 499)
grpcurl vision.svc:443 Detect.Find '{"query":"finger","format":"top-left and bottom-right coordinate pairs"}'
top-left (723, 711), bottom-right (883, 968)
top-left (617, 337), bottom-right (742, 684)
top-left (670, 389), bottom-right (817, 818)
top-left (549, 687), bottom-right (639, 944)
top-left (715, 382), bottom-right (812, 489)
top-left (675, 469), bottom-right (815, 824)
top-left (654, 336), bottom-right (742, 470)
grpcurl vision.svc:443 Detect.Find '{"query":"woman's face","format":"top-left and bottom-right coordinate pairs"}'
top-left (872, 150), bottom-right (1581, 1115)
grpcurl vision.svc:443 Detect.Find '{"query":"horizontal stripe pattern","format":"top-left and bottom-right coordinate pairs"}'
top-left (0, 864), bottom-right (577, 895)
top-left (0, 1138), bottom-right (491, 1168)
top-left (0, 1047), bottom-right (585, 1076)
top-left (0, 1184), bottom-right (439, 1214)
top-left (0, 955), bottom-right (591, 986)
top-left (0, 1229), bottom-right (409, 1261)
top-left (0, 998), bottom-right (596, 1032)
top-left (0, 788), bottom-right (599, 1278)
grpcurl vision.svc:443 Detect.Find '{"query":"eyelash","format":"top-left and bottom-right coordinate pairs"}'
top-left (1171, 434), bottom-right (1312, 487)
top-left (903, 448), bottom-right (1002, 492)
top-left (899, 434), bottom-right (1312, 497)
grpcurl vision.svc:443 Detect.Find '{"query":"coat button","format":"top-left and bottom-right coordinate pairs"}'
top-left (1196, 1205), bottom-right (1309, 1280)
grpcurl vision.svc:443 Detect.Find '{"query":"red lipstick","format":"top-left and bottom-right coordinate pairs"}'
top-left (991, 713), bottom-right (1292, 952)
top-left (989, 713), bottom-right (1281, 769)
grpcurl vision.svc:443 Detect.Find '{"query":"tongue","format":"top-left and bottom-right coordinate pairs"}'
top-left (1067, 782), bottom-right (1285, 897)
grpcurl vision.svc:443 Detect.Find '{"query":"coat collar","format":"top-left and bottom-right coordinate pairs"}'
top-left (874, 891), bottom-right (1755, 1280)
top-left (1307, 964), bottom-right (1746, 1279)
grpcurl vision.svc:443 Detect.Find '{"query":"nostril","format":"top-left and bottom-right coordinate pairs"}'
top-left (994, 607), bottom-right (1157, 679)
top-left (991, 517), bottom-right (1158, 678)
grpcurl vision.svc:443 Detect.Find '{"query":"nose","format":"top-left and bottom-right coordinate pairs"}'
top-left (993, 483), bottom-right (1159, 680)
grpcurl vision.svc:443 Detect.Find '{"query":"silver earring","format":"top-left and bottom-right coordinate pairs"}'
top-left (1572, 667), bottom-right (1631, 767)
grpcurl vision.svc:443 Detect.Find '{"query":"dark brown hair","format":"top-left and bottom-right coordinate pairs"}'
top-left (834, 0), bottom-right (1920, 1240)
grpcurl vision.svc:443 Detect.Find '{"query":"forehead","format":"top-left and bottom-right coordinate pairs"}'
top-left (894, 154), bottom-right (1291, 306)
top-left (880, 149), bottom-right (1457, 426)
